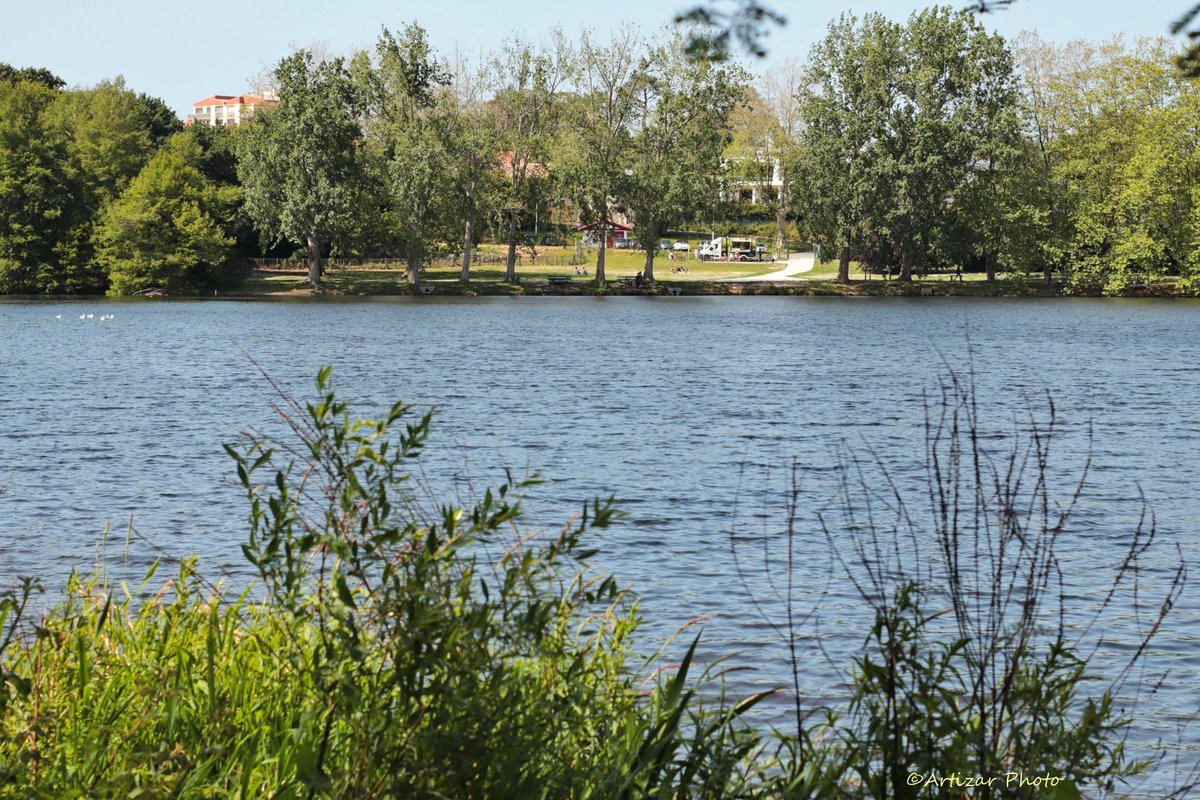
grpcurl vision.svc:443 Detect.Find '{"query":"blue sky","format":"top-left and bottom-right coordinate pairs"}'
top-left (1, 0), bottom-right (1187, 115)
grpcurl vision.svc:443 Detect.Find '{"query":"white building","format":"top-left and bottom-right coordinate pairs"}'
top-left (184, 91), bottom-right (278, 127)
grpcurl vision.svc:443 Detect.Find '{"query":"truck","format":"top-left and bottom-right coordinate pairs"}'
top-left (697, 236), bottom-right (770, 262)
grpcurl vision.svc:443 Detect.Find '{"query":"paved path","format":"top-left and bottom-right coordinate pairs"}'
top-left (727, 251), bottom-right (815, 282)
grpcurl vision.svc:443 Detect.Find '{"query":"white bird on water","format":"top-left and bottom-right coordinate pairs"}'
top-left (79, 314), bottom-right (86, 320)
top-left (55, 314), bottom-right (61, 319)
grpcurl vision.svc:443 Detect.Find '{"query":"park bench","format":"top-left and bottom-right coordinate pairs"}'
top-left (548, 275), bottom-right (572, 285)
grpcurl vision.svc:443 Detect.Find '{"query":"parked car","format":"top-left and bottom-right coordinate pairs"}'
top-left (657, 241), bottom-right (672, 250)
top-left (673, 241), bottom-right (690, 252)
top-left (614, 238), bottom-right (635, 249)
top-left (541, 234), bottom-right (564, 247)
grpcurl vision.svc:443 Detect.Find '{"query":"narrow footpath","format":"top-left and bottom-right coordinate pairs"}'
top-left (727, 251), bottom-right (816, 282)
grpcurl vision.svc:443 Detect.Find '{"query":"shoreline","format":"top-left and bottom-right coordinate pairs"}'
top-left (3, 270), bottom-right (1194, 300)
top-left (221, 276), bottom-right (1192, 299)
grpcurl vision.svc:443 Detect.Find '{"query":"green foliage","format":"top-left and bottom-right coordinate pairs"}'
top-left (0, 66), bottom-right (220, 296)
top-left (96, 133), bottom-right (240, 295)
top-left (365, 25), bottom-right (459, 283)
top-left (0, 80), bottom-right (72, 293)
top-left (490, 34), bottom-right (573, 281)
top-left (0, 77), bottom-right (162, 293)
top-left (623, 36), bottom-right (747, 278)
top-left (51, 79), bottom-right (153, 209)
top-left (804, 371), bottom-right (1178, 798)
top-left (795, 12), bottom-right (901, 279)
top-left (797, 8), bottom-right (1020, 280)
top-left (237, 51), bottom-right (369, 286)
top-left (0, 63), bottom-right (64, 91)
top-left (54, 81), bottom-right (158, 291)
top-left (557, 27), bottom-right (646, 281)
top-left (132, 92), bottom-right (183, 147)
top-left (0, 372), bottom-right (768, 797)
top-left (673, 0), bottom-right (787, 61)
top-left (839, 583), bottom-right (1138, 799)
top-left (4, 23), bottom-right (1200, 295)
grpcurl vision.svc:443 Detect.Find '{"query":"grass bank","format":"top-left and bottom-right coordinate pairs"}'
top-left (228, 250), bottom-right (1195, 298)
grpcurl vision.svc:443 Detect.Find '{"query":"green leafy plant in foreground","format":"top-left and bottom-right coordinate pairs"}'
top-left (0, 369), bottom-right (768, 798)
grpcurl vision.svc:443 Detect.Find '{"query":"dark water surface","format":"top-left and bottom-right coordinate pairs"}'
top-left (2, 296), bottom-right (1198, 793)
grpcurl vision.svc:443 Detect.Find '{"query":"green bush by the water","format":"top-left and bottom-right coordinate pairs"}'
top-left (0, 371), bottom-right (1185, 798)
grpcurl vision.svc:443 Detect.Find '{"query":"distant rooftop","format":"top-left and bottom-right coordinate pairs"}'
top-left (192, 92), bottom-right (277, 107)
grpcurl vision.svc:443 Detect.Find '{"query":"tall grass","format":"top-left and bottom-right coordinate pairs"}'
top-left (0, 369), bottom-right (771, 798)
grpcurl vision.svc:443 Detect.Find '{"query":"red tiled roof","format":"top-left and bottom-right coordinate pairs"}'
top-left (577, 221), bottom-right (633, 232)
top-left (192, 94), bottom-right (274, 108)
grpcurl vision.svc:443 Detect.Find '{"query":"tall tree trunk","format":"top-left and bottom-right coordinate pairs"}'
top-left (898, 246), bottom-right (914, 282)
top-left (643, 242), bottom-right (655, 281)
top-left (595, 217), bottom-right (607, 283)
top-left (1044, 265), bottom-right (1053, 285)
top-left (505, 211), bottom-right (519, 282)
top-left (306, 233), bottom-right (322, 287)
top-left (984, 250), bottom-right (997, 282)
top-left (406, 239), bottom-right (420, 285)
top-left (838, 246), bottom-right (850, 284)
top-left (461, 214), bottom-right (474, 283)
top-left (775, 188), bottom-right (788, 251)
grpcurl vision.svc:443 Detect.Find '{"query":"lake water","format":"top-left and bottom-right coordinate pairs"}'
top-left (2, 296), bottom-right (1198, 794)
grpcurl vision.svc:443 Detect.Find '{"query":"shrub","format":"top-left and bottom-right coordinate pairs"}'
top-left (0, 370), bottom-right (767, 798)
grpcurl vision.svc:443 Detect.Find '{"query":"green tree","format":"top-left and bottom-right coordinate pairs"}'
top-left (50, 80), bottom-right (152, 207)
top-left (560, 27), bottom-right (645, 283)
top-left (0, 63), bottom-right (64, 90)
top-left (797, 13), bottom-right (902, 282)
top-left (446, 56), bottom-right (502, 282)
top-left (132, 92), bottom-right (182, 147)
top-left (491, 35), bottom-right (573, 282)
top-left (363, 24), bottom-right (457, 285)
top-left (1011, 35), bottom-right (1200, 293)
top-left (882, 8), bottom-right (1019, 280)
top-left (0, 80), bottom-right (72, 293)
top-left (726, 60), bottom-right (803, 250)
top-left (238, 50), bottom-right (367, 286)
top-left (624, 35), bottom-right (746, 281)
top-left (96, 133), bottom-right (238, 295)
top-left (41, 79), bottom-right (155, 291)
top-left (798, 9), bottom-right (1020, 282)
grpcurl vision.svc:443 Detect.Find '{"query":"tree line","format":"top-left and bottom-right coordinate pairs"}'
top-left (792, 11), bottom-right (1200, 292)
top-left (0, 26), bottom-right (745, 295)
top-left (2, 11), bottom-right (1198, 295)
top-left (237, 24), bottom-right (746, 287)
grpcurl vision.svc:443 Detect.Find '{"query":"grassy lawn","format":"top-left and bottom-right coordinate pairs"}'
top-left (242, 245), bottom-right (778, 294)
top-left (239, 251), bottom-right (1189, 297)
